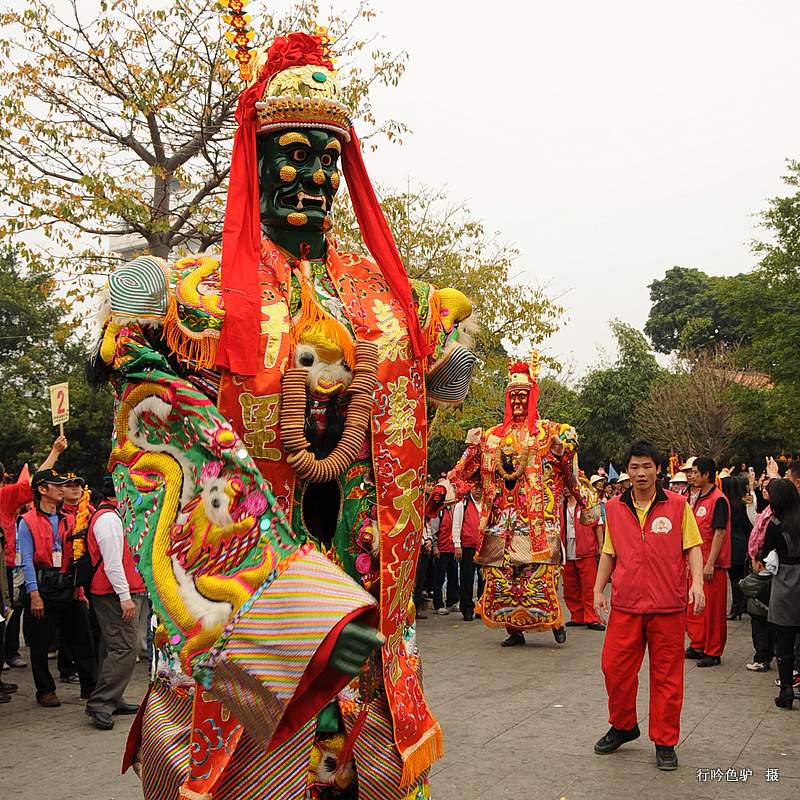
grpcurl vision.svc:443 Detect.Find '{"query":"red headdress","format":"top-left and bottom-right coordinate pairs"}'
top-left (216, 31), bottom-right (432, 376)
top-left (500, 355), bottom-right (540, 435)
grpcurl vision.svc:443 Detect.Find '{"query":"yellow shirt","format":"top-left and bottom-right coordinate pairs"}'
top-left (603, 495), bottom-right (702, 557)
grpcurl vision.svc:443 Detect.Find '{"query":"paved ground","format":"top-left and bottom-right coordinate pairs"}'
top-left (2, 606), bottom-right (798, 800)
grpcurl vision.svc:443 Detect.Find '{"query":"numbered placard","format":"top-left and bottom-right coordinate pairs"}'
top-left (49, 382), bottom-right (70, 427)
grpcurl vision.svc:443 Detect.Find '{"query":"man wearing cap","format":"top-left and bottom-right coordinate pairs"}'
top-left (685, 457), bottom-right (730, 668)
top-left (681, 457), bottom-right (699, 502)
top-left (590, 474), bottom-right (608, 524)
top-left (670, 472), bottom-right (688, 493)
top-left (19, 469), bottom-right (96, 707)
top-left (431, 480), bottom-right (460, 615)
top-left (84, 476), bottom-right (146, 730)
top-left (616, 474), bottom-right (631, 495)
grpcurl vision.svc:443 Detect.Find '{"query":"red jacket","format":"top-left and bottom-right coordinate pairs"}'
top-left (692, 487), bottom-right (731, 570)
top-left (459, 497), bottom-right (482, 549)
top-left (87, 504), bottom-right (145, 596)
top-left (436, 506), bottom-right (455, 553)
top-left (1, 468), bottom-right (33, 567)
top-left (20, 507), bottom-right (70, 571)
top-left (605, 488), bottom-right (689, 615)
top-left (561, 500), bottom-right (600, 559)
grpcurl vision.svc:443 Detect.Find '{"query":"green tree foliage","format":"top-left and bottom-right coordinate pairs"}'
top-left (644, 266), bottom-right (749, 354)
top-left (577, 320), bottom-right (661, 469)
top-left (0, 247), bottom-right (113, 484)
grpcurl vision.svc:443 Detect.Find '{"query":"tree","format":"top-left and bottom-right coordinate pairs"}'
top-left (0, 246), bottom-right (113, 484)
top-left (577, 320), bottom-right (661, 468)
top-left (634, 349), bottom-right (745, 463)
top-left (644, 266), bottom-right (749, 355)
top-left (0, 0), bottom-right (407, 273)
top-left (333, 183), bottom-right (565, 475)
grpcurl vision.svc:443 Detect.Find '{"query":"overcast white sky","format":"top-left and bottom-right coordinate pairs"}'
top-left (51, 0), bottom-right (800, 374)
top-left (333, 0), bottom-right (800, 373)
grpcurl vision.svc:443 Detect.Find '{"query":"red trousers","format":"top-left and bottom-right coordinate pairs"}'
top-left (563, 557), bottom-right (600, 624)
top-left (601, 609), bottom-right (685, 746)
top-left (686, 568), bottom-right (727, 657)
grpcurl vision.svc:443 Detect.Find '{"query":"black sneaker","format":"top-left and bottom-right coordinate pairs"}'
top-left (565, 621), bottom-right (585, 627)
top-left (594, 724), bottom-right (640, 754)
top-left (501, 632), bottom-right (525, 647)
top-left (697, 655), bottom-right (721, 668)
top-left (586, 622), bottom-right (606, 631)
top-left (655, 745), bottom-right (678, 770)
top-left (553, 627), bottom-right (567, 644)
top-left (684, 647), bottom-right (704, 660)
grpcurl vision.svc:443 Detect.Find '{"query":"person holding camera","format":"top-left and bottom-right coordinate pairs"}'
top-left (18, 469), bottom-right (96, 707)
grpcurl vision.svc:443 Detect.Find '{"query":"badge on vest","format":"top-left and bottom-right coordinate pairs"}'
top-left (651, 517), bottom-right (673, 534)
top-left (52, 551), bottom-right (62, 568)
top-left (696, 506), bottom-right (707, 517)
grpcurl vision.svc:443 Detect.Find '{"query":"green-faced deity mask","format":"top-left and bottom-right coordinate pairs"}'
top-left (257, 128), bottom-right (342, 256)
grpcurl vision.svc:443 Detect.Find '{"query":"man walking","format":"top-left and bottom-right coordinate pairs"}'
top-left (593, 440), bottom-right (705, 771)
top-left (685, 457), bottom-right (730, 668)
top-left (85, 476), bottom-right (146, 729)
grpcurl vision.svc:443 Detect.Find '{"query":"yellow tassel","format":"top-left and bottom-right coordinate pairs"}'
top-left (291, 274), bottom-right (356, 368)
top-left (399, 725), bottom-right (444, 787)
top-left (162, 295), bottom-right (219, 370)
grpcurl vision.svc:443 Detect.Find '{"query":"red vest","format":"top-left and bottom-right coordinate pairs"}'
top-left (605, 489), bottom-right (689, 614)
top-left (692, 486), bottom-right (731, 569)
top-left (460, 498), bottom-right (481, 549)
top-left (87, 505), bottom-right (146, 596)
top-left (561, 500), bottom-right (599, 559)
top-left (436, 506), bottom-right (455, 553)
top-left (21, 508), bottom-right (70, 571)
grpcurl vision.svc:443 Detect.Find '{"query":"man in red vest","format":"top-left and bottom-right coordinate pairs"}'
top-left (452, 483), bottom-right (484, 621)
top-left (593, 440), bottom-right (705, 771)
top-left (19, 469), bottom-right (96, 707)
top-left (431, 482), bottom-right (460, 615)
top-left (561, 492), bottom-right (605, 630)
top-left (685, 457), bottom-right (730, 668)
top-left (84, 475), bottom-right (147, 730)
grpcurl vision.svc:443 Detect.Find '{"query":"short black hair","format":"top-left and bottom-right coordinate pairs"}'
top-left (623, 440), bottom-right (661, 469)
top-left (694, 457), bottom-right (717, 483)
top-left (100, 474), bottom-right (116, 500)
top-left (787, 460), bottom-right (800, 480)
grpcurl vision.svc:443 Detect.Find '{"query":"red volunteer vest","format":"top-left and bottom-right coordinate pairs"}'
top-left (21, 508), bottom-right (69, 571)
top-left (460, 498), bottom-right (481, 549)
top-left (87, 505), bottom-right (146, 596)
top-left (692, 487), bottom-right (731, 569)
top-left (437, 506), bottom-right (455, 553)
top-left (605, 489), bottom-right (689, 614)
top-left (561, 500), bottom-right (600, 559)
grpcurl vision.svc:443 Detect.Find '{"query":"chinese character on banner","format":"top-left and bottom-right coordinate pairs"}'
top-left (711, 769), bottom-right (724, 782)
top-left (739, 768), bottom-right (753, 782)
top-left (765, 768), bottom-right (780, 783)
top-left (725, 768), bottom-right (739, 782)
top-left (697, 769), bottom-right (711, 782)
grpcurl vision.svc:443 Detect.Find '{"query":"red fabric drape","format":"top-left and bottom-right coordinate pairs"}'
top-left (216, 77), bottom-right (269, 376)
top-left (342, 128), bottom-right (432, 360)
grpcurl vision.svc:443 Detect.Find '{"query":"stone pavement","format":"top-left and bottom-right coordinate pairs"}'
top-left (2, 609), bottom-right (798, 800)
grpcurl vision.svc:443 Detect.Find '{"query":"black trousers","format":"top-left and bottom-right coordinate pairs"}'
top-left (433, 553), bottom-right (459, 610)
top-left (413, 550), bottom-right (431, 613)
top-left (459, 547), bottom-right (480, 617)
top-left (751, 614), bottom-right (776, 664)
top-left (728, 564), bottom-right (746, 615)
top-left (23, 597), bottom-right (96, 698)
top-left (775, 624), bottom-right (800, 690)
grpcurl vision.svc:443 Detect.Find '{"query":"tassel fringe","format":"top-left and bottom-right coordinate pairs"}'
top-left (291, 274), bottom-right (356, 368)
top-left (163, 296), bottom-right (219, 370)
top-left (399, 724), bottom-right (444, 787)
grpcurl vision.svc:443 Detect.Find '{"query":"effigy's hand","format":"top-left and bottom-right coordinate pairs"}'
top-left (549, 434), bottom-right (565, 456)
top-left (465, 427), bottom-right (482, 446)
top-left (329, 622), bottom-right (384, 677)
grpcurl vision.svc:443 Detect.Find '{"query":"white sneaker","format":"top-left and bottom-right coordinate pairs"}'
top-left (447, 603), bottom-right (459, 612)
top-left (436, 608), bottom-right (450, 616)
top-left (746, 662), bottom-right (770, 672)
